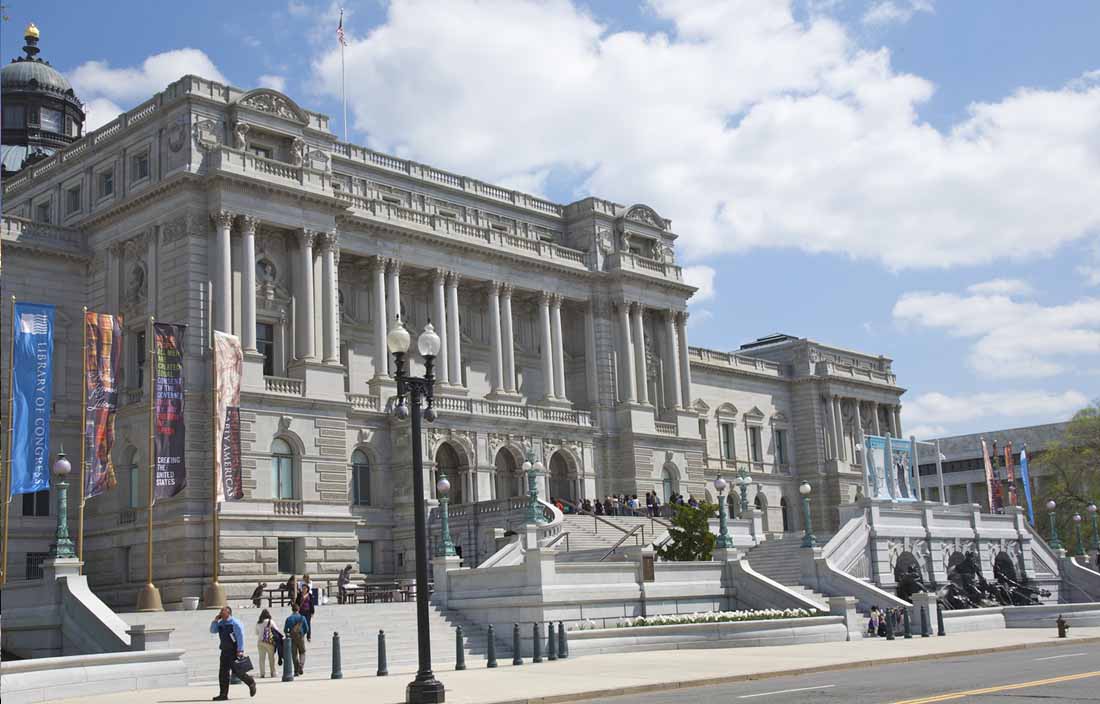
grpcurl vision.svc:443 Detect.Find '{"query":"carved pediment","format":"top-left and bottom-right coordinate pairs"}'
top-left (744, 406), bottom-right (766, 421)
top-left (235, 89), bottom-right (309, 124)
top-left (715, 402), bottom-right (737, 418)
top-left (623, 204), bottom-right (666, 230)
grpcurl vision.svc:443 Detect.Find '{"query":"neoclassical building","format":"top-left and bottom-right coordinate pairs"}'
top-left (1, 44), bottom-right (905, 605)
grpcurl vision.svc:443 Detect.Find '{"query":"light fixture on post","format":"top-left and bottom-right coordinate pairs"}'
top-left (799, 481), bottom-right (816, 548)
top-left (522, 449), bottom-right (544, 525)
top-left (389, 316), bottom-right (445, 704)
top-left (714, 476), bottom-right (732, 549)
top-left (436, 474), bottom-right (456, 558)
top-left (49, 448), bottom-right (76, 559)
top-left (737, 470), bottom-right (750, 517)
top-left (1073, 513), bottom-right (1086, 557)
top-left (1089, 502), bottom-right (1099, 552)
top-left (1046, 500), bottom-right (1062, 551)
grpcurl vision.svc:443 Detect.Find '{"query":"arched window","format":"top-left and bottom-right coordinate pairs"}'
top-left (661, 467), bottom-right (676, 503)
top-left (352, 449), bottom-right (370, 505)
top-left (272, 438), bottom-right (296, 499)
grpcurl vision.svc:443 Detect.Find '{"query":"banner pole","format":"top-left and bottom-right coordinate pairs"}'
top-left (1, 295), bottom-right (16, 587)
top-left (137, 316), bottom-right (163, 610)
top-left (78, 307), bottom-right (87, 571)
top-left (203, 283), bottom-right (225, 607)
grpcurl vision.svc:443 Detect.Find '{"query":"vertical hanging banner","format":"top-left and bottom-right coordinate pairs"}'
top-left (10, 302), bottom-right (55, 496)
top-left (1003, 442), bottom-right (1018, 509)
top-left (84, 312), bottom-right (122, 498)
top-left (153, 323), bottom-right (187, 499)
top-left (980, 438), bottom-right (999, 513)
top-left (1019, 447), bottom-right (1035, 525)
top-left (214, 331), bottom-right (243, 502)
top-left (890, 437), bottom-right (917, 501)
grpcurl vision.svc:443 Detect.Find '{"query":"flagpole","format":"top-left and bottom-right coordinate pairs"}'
top-left (137, 316), bottom-right (163, 610)
top-left (341, 31), bottom-right (347, 143)
top-left (1, 295), bottom-right (16, 587)
top-left (78, 306), bottom-right (87, 571)
top-left (203, 282), bottom-right (225, 607)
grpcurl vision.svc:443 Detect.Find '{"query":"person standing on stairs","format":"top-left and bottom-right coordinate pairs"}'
top-left (284, 603), bottom-right (311, 676)
top-left (255, 609), bottom-right (281, 678)
top-left (210, 605), bottom-right (257, 700)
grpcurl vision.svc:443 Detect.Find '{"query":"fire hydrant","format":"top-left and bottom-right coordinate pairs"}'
top-left (1056, 614), bottom-right (1069, 638)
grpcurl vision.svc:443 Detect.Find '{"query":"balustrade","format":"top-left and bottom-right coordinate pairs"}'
top-left (654, 421), bottom-right (678, 436)
top-left (264, 376), bottom-right (304, 396)
top-left (273, 499), bottom-right (304, 516)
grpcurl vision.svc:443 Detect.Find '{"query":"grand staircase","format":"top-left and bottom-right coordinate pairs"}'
top-left (124, 601), bottom-right (500, 684)
top-left (743, 534), bottom-right (832, 610)
top-left (553, 514), bottom-right (670, 562)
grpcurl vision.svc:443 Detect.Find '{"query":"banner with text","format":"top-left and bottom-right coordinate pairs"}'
top-left (10, 302), bottom-right (55, 496)
top-left (153, 323), bottom-right (187, 499)
top-left (84, 311), bottom-right (122, 499)
top-left (980, 438), bottom-right (1000, 513)
top-left (863, 435), bottom-right (918, 502)
top-left (214, 331), bottom-right (243, 502)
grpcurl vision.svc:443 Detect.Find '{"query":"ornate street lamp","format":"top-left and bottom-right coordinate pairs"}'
top-left (714, 476), bottom-right (733, 549)
top-left (799, 481), bottom-right (816, 548)
top-left (1089, 503), bottom-right (1099, 552)
top-left (388, 318), bottom-right (445, 704)
top-left (737, 470), bottom-right (750, 517)
top-left (436, 474), bottom-right (456, 558)
top-left (1046, 500), bottom-right (1063, 551)
top-left (49, 448), bottom-right (76, 559)
top-left (522, 449), bottom-right (545, 525)
top-left (1073, 513), bottom-right (1086, 557)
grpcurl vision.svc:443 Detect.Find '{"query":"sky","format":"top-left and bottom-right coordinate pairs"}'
top-left (4, 0), bottom-right (1099, 439)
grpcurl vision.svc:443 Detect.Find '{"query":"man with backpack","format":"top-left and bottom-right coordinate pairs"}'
top-left (284, 603), bottom-right (311, 676)
top-left (210, 605), bottom-right (256, 700)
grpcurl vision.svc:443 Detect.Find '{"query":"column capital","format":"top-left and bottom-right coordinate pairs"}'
top-left (486, 279), bottom-right (502, 295)
top-left (432, 267), bottom-right (449, 285)
top-left (445, 271), bottom-right (460, 288)
top-left (369, 254), bottom-right (387, 272)
top-left (316, 230), bottom-right (338, 252)
top-left (386, 258), bottom-right (402, 275)
top-left (675, 310), bottom-right (689, 326)
top-left (238, 214), bottom-right (258, 235)
top-left (501, 282), bottom-right (514, 298)
top-left (301, 229), bottom-right (319, 248)
top-left (211, 210), bottom-right (235, 228)
top-left (549, 292), bottom-right (563, 308)
top-left (539, 290), bottom-right (553, 306)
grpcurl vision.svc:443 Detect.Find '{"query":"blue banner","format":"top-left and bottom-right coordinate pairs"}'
top-left (1019, 447), bottom-right (1035, 525)
top-left (864, 435), bottom-right (918, 502)
top-left (10, 301), bottom-right (55, 497)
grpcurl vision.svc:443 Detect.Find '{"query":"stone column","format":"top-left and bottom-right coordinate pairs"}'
top-left (212, 210), bottom-right (234, 333)
top-left (432, 269), bottom-right (450, 385)
top-left (319, 231), bottom-right (339, 364)
top-left (295, 230), bottom-right (316, 361)
top-left (500, 284), bottom-right (516, 393)
top-left (539, 292), bottom-right (555, 401)
top-left (446, 273), bottom-right (462, 386)
top-left (239, 216), bottom-right (257, 352)
top-left (550, 295), bottom-right (568, 401)
top-left (664, 310), bottom-right (683, 410)
top-left (617, 301), bottom-right (636, 403)
top-left (824, 395), bottom-right (838, 460)
top-left (371, 256), bottom-right (388, 378)
top-left (676, 311), bottom-right (692, 408)
top-left (583, 301), bottom-right (598, 407)
top-left (893, 406), bottom-right (903, 437)
top-left (833, 396), bottom-right (846, 461)
top-left (854, 401), bottom-right (864, 464)
top-left (386, 259), bottom-right (402, 324)
top-left (487, 281), bottom-right (504, 394)
top-left (630, 302), bottom-right (649, 405)
top-left (146, 228), bottom-right (159, 317)
top-left (871, 402), bottom-right (882, 435)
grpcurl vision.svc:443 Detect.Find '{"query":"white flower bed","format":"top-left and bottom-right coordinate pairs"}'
top-left (615, 608), bottom-right (819, 628)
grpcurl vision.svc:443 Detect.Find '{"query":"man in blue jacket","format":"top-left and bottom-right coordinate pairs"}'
top-left (210, 605), bottom-right (257, 700)
top-left (284, 603), bottom-right (311, 675)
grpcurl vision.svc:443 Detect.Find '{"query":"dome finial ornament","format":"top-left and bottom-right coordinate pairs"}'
top-left (23, 23), bottom-right (41, 60)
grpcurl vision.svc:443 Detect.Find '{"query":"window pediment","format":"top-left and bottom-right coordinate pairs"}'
top-left (715, 402), bottom-right (738, 419)
top-left (234, 89), bottom-right (309, 125)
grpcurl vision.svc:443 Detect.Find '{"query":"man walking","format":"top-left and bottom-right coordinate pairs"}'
top-left (210, 606), bottom-right (256, 700)
top-left (284, 603), bottom-right (311, 675)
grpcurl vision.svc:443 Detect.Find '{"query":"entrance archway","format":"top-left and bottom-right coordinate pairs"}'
top-left (754, 492), bottom-right (771, 532)
top-left (660, 464), bottom-right (677, 503)
top-left (494, 447), bottom-right (521, 499)
top-left (548, 451), bottom-right (574, 503)
top-left (435, 442), bottom-right (464, 504)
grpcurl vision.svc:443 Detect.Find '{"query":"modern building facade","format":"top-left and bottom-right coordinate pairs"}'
top-left (0, 32), bottom-right (906, 607)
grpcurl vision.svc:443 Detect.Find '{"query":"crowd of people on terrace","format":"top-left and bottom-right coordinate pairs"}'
top-left (550, 492), bottom-right (705, 518)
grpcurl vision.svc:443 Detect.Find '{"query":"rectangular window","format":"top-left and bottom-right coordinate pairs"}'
top-left (353, 463), bottom-right (370, 505)
top-left (775, 429), bottom-right (788, 465)
top-left (250, 145), bottom-right (273, 159)
top-left (98, 170), bottom-right (114, 198)
top-left (135, 330), bottom-right (146, 390)
top-left (131, 152), bottom-right (150, 182)
top-left (698, 420), bottom-right (708, 457)
top-left (21, 489), bottom-right (50, 517)
top-left (40, 108), bottom-right (62, 133)
top-left (66, 185), bottom-right (81, 215)
top-left (358, 541), bottom-right (374, 575)
top-left (749, 426), bottom-right (763, 463)
top-left (278, 538), bottom-right (300, 574)
top-left (129, 465), bottom-right (141, 509)
top-left (720, 423), bottom-right (735, 460)
top-left (35, 201), bottom-right (51, 224)
top-left (257, 323), bottom-right (275, 376)
top-left (25, 552), bottom-right (48, 580)
top-left (274, 456), bottom-right (294, 500)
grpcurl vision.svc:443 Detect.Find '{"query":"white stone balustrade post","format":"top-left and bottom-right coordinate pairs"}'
top-left (295, 230), bottom-right (317, 361)
top-left (212, 210), bottom-right (234, 333)
top-left (239, 216), bottom-right (258, 352)
top-left (432, 269), bottom-right (450, 385)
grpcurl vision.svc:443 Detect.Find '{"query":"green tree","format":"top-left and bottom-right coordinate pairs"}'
top-left (657, 502), bottom-right (717, 561)
top-left (1033, 402), bottom-right (1100, 553)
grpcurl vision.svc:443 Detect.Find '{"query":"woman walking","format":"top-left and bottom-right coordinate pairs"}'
top-left (255, 609), bottom-right (279, 678)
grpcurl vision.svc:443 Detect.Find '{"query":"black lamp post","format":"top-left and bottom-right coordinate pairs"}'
top-left (389, 318), bottom-right (445, 704)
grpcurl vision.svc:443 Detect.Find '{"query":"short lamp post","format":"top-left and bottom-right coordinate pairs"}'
top-left (522, 449), bottom-right (545, 525)
top-left (737, 470), bottom-right (750, 517)
top-left (1073, 513), bottom-right (1086, 557)
top-left (799, 481), bottom-right (816, 548)
top-left (388, 318), bottom-right (445, 704)
top-left (1089, 503), bottom-right (1099, 552)
top-left (50, 448), bottom-right (76, 559)
top-left (1046, 500), bottom-right (1063, 551)
top-left (436, 474), bottom-right (456, 558)
top-left (714, 476), bottom-right (733, 549)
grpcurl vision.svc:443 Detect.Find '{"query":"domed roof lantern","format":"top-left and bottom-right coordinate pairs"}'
top-left (23, 23), bottom-right (42, 58)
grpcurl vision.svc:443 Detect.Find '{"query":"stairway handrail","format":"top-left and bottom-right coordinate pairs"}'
top-left (599, 524), bottom-right (643, 561)
top-left (544, 531), bottom-right (571, 552)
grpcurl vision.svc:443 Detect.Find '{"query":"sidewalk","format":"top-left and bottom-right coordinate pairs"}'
top-left (51, 627), bottom-right (1100, 704)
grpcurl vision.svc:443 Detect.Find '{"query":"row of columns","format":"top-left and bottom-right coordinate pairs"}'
top-left (824, 395), bottom-right (903, 462)
top-left (617, 302), bottom-right (691, 409)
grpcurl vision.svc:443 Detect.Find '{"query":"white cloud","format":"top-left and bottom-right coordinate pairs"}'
top-left (965, 278), bottom-right (1033, 296)
top-left (687, 309), bottom-right (714, 329)
top-left (309, 0), bottom-right (1100, 272)
top-left (259, 74), bottom-right (288, 92)
top-left (903, 390), bottom-right (1088, 431)
top-left (683, 265), bottom-right (716, 303)
top-left (862, 0), bottom-right (934, 27)
top-left (83, 97), bottom-right (125, 132)
top-left (893, 286), bottom-right (1100, 379)
top-left (907, 424), bottom-right (947, 440)
top-left (287, 1), bottom-right (309, 16)
top-left (1079, 238), bottom-right (1100, 287)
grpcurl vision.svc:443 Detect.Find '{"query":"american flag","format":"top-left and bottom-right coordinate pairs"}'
top-left (337, 9), bottom-right (347, 46)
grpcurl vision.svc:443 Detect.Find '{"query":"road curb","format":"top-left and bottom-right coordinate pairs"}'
top-left (491, 635), bottom-right (1100, 704)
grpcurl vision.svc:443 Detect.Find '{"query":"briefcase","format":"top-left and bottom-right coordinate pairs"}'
top-left (232, 655), bottom-right (254, 676)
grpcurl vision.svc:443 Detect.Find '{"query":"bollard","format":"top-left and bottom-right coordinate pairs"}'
top-left (282, 635), bottom-right (295, 682)
top-left (455, 625), bottom-right (466, 671)
top-left (903, 609), bottom-right (913, 639)
top-left (1057, 614), bottom-right (1069, 638)
top-left (885, 610), bottom-right (896, 641)
top-left (937, 605), bottom-right (946, 636)
top-left (486, 625), bottom-right (498, 668)
top-left (920, 606), bottom-right (930, 638)
top-left (377, 629), bottom-right (388, 676)
top-left (558, 621), bottom-right (568, 659)
top-left (532, 622), bottom-right (543, 663)
top-left (512, 623), bottom-right (523, 666)
top-left (331, 631), bottom-right (343, 679)
top-left (547, 621), bottom-right (557, 661)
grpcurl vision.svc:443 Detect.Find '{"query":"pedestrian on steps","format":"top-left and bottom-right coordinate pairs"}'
top-left (284, 603), bottom-right (311, 675)
top-left (210, 605), bottom-right (256, 700)
top-left (298, 574), bottom-right (317, 637)
top-left (285, 574), bottom-right (298, 606)
top-left (255, 609), bottom-right (280, 678)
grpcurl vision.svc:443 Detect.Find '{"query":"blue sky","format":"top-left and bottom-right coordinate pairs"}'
top-left (5, 1), bottom-right (1099, 438)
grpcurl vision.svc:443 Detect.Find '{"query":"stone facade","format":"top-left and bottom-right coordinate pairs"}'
top-left (0, 76), bottom-right (902, 606)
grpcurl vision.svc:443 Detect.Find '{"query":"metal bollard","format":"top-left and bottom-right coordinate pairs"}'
top-left (903, 609), bottom-right (913, 639)
top-left (532, 622), bottom-right (543, 663)
top-left (377, 629), bottom-right (388, 676)
top-left (282, 635), bottom-right (295, 682)
top-left (557, 621), bottom-right (568, 659)
top-left (512, 623), bottom-right (523, 666)
top-left (455, 625), bottom-right (466, 670)
top-left (547, 621), bottom-right (557, 661)
top-left (920, 606), bottom-right (930, 638)
top-left (486, 625), bottom-right (498, 668)
top-left (885, 610), bottom-right (896, 641)
top-left (331, 631), bottom-right (343, 679)
top-left (937, 605), bottom-right (946, 636)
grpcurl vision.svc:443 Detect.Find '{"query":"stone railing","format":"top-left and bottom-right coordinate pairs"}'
top-left (817, 361), bottom-right (897, 386)
top-left (122, 388), bottom-right (144, 405)
top-left (118, 508), bottom-right (137, 526)
top-left (1, 216), bottom-right (88, 258)
top-left (605, 251), bottom-right (683, 283)
top-left (704, 458), bottom-right (793, 476)
top-left (211, 147), bottom-right (331, 193)
top-left (429, 394), bottom-right (593, 427)
top-left (347, 393), bottom-right (381, 411)
top-left (687, 347), bottom-right (786, 379)
top-left (654, 421), bottom-right (678, 436)
top-left (273, 499), bottom-right (304, 516)
top-left (264, 376), bottom-right (304, 396)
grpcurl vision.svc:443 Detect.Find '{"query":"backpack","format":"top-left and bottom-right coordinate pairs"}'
top-left (262, 622), bottom-right (273, 644)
